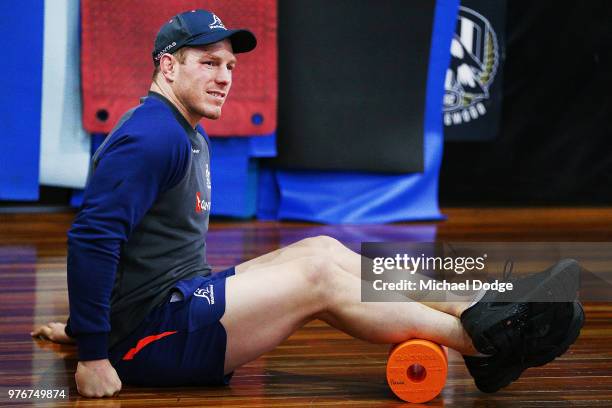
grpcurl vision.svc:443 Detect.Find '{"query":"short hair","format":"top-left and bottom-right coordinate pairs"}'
top-left (152, 47), bottom-right (190, 80)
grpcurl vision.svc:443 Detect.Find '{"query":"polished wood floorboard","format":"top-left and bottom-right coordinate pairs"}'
top-left (0, 208), bottom-right (611, 407)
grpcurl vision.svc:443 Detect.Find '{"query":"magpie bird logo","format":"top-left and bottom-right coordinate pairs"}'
top-left (444, 7), bottom-right (499, 126)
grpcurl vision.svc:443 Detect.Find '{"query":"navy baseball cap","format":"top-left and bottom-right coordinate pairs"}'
top-left (152, 9), bottom-right (257, 65)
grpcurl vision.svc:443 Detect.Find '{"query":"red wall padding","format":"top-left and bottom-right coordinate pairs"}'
top-left (81, 0), bottom-right (277, 136)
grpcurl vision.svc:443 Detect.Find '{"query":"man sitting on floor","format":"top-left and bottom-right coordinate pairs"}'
top-left (32, 9), bottom-right (584, 398)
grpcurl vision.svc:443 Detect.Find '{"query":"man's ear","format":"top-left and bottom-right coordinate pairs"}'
top-left (159, 54), bottom-right (177, 82)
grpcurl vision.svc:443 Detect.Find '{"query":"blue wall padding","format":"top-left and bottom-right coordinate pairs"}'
top-left (249, 133), bottom-right (277, 158)
top-left (0, 1), bottom-right (44, 200)
top-left (210, 137), bottom-right (258, 218)
top-left (256, 166), bottom-right (280, 220)
top-left (210, 134), bottom-right (277, 218)
top-left (273, 166), bottom-right (441, 223)
top-left (257, 0), bottom-right (458, 224)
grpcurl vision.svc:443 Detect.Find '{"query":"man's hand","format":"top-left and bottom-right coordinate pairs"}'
top-left (31, 322), bottom-right (76, 344)
top-left (75, 359), bottom-right (122, 398)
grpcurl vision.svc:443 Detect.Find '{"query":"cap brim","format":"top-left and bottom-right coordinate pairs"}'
top-left (187, 29), bottom-right (257, 54)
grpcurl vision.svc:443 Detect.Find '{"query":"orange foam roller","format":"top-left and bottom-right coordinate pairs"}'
top-left (386, 339), bottom-right (448, 403)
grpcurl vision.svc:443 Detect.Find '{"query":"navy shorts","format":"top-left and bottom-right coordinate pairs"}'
top-left (109, 267), bottom-right (236, 387)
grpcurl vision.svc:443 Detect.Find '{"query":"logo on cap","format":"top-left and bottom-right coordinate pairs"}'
top-left (209, 14), bottom-right (226, 30)
top-left (155, 41), bottom-right (177, 62)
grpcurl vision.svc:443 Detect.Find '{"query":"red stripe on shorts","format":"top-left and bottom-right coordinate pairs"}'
top-left (122, 331), bottom-right (178, 360)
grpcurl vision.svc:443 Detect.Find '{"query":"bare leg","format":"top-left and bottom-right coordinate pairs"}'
top-left (221, 255), bottom-right (479, 374)
top-left (235, 236), bottom-right (474, 318)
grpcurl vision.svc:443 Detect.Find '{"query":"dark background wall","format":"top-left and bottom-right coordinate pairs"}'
top-left (275, 0), bottom-right (433, 173)
top-left (440, 0), bottom-right (612, 205)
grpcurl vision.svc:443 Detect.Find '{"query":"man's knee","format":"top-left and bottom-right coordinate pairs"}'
top-left (300, 235), bottom-right (344, 253)
top-left (283, 236), bottom-right (343, 262)
top-left (296, 255), bottom-right (345, 299)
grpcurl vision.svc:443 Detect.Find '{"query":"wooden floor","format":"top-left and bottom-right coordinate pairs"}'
top-left (1, 208), bottom-right (611, 407)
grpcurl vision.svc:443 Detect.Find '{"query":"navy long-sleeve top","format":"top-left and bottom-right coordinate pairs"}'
top-left (66, 92), bottom-right (212, 360)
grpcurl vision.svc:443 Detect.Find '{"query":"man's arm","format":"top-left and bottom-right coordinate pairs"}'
top-left (39, 125), bottom-right (189, 396)
top-left (66, 130), bottom-right (188, 361)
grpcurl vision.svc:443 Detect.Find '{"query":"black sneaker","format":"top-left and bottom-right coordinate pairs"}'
top-left (464, 301), bottom-right (584, 393)
top-left (460, 258), bottom-right (584, 393)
